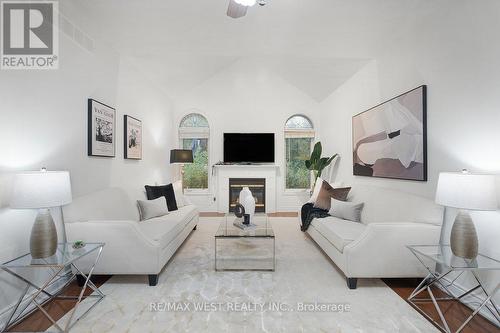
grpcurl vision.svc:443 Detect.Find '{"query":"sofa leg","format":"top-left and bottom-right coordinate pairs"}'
top-left (346, 278), bottom-right (358, 289)
top-left (148, 274), bottom-right (159, 286)
top-left (193, 225), bottom-right (197, 230)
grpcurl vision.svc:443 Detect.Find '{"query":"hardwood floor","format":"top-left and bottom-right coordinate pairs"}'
top-left (383, 278), bottom-right (499, 333)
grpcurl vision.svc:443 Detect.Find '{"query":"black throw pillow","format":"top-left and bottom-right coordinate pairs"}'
top-left (144, 184), bottom-right (178, 211)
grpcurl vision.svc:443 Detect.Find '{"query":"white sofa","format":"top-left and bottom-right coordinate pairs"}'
top-left (306, 185), bottom-right (444, 289)
top-left (62, 188), bottom-right (199, 286)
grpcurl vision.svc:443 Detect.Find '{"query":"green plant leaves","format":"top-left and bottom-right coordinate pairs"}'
top-left (304, 142), bottom-right (337, 180)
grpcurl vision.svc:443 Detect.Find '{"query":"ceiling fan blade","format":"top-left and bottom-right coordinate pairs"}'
top-left (227, 0), bottom-right (248, 19)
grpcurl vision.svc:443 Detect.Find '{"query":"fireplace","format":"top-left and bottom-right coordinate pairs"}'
top-left (229, 178), bottom-right (266, 213)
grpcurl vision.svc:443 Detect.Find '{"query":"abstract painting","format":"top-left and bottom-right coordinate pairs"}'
top-left (352, 85), bottom-right (427, 181)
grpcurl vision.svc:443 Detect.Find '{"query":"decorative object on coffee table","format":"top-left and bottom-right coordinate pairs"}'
top-left (435, 170), bottom-right (498, 259)
top-left (234, 203), bottom-right (245, 218)
top-left (124, 115), bottom-right (142, 160)
top-left (88, 99), bottom-right (116, 157)
top-left (170, 149), bottom-right (194, 190)
top-left (10, 169), bottom-right (72, 259)
top-left (239, 186), bottom-right (256, 221)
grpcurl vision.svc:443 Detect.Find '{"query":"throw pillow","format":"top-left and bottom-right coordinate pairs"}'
top-left (308, 179), bottom-right (344, 204)
top-left (313, 180), bottom-right (351, 211)
top-left (329, 198), bottom-right (364, 222)
top-left (307, 177), bottom-right (324, 204)
top-left (172, 180), bottom-right (185, 207)
top-left (144, 184), bottom-right (178, 211)
top-left (137, 197), bottom-right (169, 221)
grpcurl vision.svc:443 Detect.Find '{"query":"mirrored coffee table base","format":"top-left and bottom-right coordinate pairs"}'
top-left (215, 214), bottom-right (275, 271)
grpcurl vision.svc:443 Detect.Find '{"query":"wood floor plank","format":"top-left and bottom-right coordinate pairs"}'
top-left (383, 278), bottom-right (499, 333)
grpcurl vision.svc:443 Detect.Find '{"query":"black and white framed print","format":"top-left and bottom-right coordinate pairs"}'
top-left (352, 85), bottom-right (427, 181)
top-left (88, 99), bottom-right (116, 157)
top-left (124, 115), bottom-right (142, 160)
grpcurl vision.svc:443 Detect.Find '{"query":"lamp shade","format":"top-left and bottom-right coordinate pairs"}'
top-left (10, 171), bottom-right (72, 209)
top-left (435, 171), bottom-right (498, 211)
top-left (170, 149), bottom-right (193, 164)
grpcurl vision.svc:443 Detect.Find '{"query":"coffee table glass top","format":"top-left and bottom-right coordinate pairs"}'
top-left (216, 213), bottom-right (274, 238)
top-left (407, 245), bottom-right (500, 270)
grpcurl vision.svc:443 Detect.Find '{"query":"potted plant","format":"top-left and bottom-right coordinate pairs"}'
top-left (305, 142), bottom-right (338, 188)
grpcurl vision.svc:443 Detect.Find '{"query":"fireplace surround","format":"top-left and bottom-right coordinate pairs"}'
top-left (213, 164), bottom-right (278, 213)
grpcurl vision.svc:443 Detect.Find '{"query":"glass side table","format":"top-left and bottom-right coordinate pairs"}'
top-left (407, 245), bottom-right (500, 333)
top-left (215, 214), bottom-right (275, 271)
top-left (0, 243), bottom-right (105, 333)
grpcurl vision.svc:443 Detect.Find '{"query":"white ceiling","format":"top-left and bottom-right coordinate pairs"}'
top-left (76, 0), bottom-right (433, 100)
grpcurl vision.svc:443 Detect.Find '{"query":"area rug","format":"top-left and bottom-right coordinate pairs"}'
top-left (53, 217), bottom-right (437, 332)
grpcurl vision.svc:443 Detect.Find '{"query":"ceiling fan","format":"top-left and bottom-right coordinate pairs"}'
top-left (227, 0), bottom-right (267, 19)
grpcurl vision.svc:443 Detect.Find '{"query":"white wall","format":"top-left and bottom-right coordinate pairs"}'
top-left (0, 3), bottom-right (174, 322)
top-left (318, 1), bottom-right (500, 312)
top-left (173, 58), bottom-right (321, 212)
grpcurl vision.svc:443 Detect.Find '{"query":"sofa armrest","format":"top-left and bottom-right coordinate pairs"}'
top-left (65, 220), bottom-right (160, 274)
top-left (343, 222), bottom-right (440, 278)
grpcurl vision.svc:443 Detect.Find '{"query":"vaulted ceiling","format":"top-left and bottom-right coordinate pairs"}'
top-left (75, 0), bottom-right (435, 101)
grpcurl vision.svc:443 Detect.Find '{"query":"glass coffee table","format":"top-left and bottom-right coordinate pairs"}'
top-left (215, 213), bottom-right (275, 271)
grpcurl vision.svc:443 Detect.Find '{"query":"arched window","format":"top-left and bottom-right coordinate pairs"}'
top-left (179, 113), bottom-right (209, 190)
top-left (285, 115), bottom-right (315, 189)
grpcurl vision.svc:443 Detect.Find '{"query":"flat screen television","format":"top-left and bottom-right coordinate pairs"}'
top-left (224, 133), bottom-right (275, 163)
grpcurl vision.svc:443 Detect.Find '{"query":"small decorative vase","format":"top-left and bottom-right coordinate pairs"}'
top-left (450, 210), bottom-right (478, 259)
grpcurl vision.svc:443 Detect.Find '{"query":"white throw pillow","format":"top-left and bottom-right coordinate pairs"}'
top-left (172, 181), bottom-right (185, 207)
top-left (329, 198), bottom-right (364, 223)
top-left (137, 197), bottom-right (169, 221)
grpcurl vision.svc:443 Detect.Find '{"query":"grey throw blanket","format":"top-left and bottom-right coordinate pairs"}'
top-left (300, 203), bottom-right (329, 231)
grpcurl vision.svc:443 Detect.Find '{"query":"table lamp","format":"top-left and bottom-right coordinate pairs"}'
top-left (10, 169), bottom-right (72, 259)
top-left (170, 149), bottom-right (194, 189)
top-left (435, 170), bottom-right (498, 259)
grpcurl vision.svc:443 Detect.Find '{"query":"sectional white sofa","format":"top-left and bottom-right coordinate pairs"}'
top-left (306, 185), bottom-right (444, 289)
top-left (62, 188), bottom-right (199, 286)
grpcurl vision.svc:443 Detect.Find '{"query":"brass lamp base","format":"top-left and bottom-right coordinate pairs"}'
top-left (450, 210), bottom-right (478, 259)
top-left (30, 209), bottom-right (58, 259)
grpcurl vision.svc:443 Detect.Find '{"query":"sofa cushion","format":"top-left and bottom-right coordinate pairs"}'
top-left (139, 205), bottom-right (198, 249)
top-left (63, 188), bottom-right (139, 223)
top-left (311, 217), bottom-right (366, 253)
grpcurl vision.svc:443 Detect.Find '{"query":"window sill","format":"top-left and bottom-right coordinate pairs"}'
top-left (283, 189), bottom-right (311, 196)
top-left (184, 189), bottom-right (211, 196)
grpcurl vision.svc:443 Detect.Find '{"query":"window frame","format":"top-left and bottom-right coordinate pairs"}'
top-left (178, 113), bottom-right (210, 194)
top-left (284, 115), bottom-right (315, 192)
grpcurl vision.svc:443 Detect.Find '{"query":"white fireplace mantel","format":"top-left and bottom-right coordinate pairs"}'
top-left (213, 164), bottom-right (279, 213)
